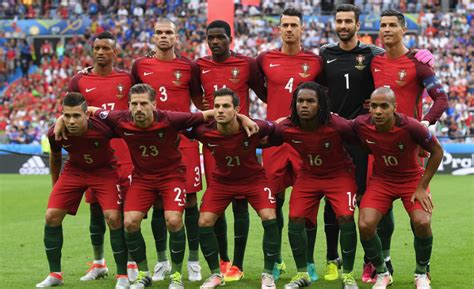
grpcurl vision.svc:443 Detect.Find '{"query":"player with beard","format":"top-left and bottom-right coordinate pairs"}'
top-left (132, 18), bottom-right (205, 283)
top-left (319, 5), bottom-right (436, 282)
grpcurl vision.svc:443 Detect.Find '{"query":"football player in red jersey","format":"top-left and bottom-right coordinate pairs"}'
top-left (268, 82), bottom-right (359, 289)
top-left (196, 20), bottom-right (267, 281)
top-left (131, 18), bottom-right (205, 282)
top-left (353, 87), bottom-right (443, 289)
top-left (185, 88), bottom-right (279, 289)
top-left (370, 10), bottom-right (448, 279)
top-left (68, 32), bottom-right (138, 282)
top-left (257, 8), bottom-right (323, 280)
top-left (36, 93), bottom-right (129, 289)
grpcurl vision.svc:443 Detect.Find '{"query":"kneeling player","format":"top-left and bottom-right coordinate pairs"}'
top-left (269, 82), bottom-right (359, 289)
top-left (186, 88), bottom-right (280, 289)
top-left (36, 93), bottom-right (129, 289)
top-left (353, 87), bottom-right (443, 289)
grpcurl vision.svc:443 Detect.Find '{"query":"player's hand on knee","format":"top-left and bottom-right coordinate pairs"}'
top-left (411, 187), bottom-right (433, 213)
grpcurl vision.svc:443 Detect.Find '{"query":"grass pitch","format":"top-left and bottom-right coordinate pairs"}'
top-left (0, 174), bottom-right (472, 288)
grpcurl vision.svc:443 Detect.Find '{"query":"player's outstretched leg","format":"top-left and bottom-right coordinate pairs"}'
top-left (410, 210), bottom-right (433, 289)
top-left (285, 218), bottom-right (311, 289)
top-left (36, 209), bottom-right (67, 288)
top-left (359, 208), bottom-right (392, 289)
top-left (377, 207), bottom-right (395, 276)
top-left (323, 200), bottom-right (341, 281)
top-left (81, 202), bottom-right (109, 281)
top-left (185, 193), bottom-right (202, 281)
top-left (124, 211), bottom-right (152, 289)
top-left (199, 213), bottom-right (225, 289)
top-left (338, 216), bottom-right (358, 289)
top-left (272, 193), bottom-right (286, 280)
top-left (151, 201), bottom-right (171, 281)
top-left (225, 199), bottom-right (249, 282)
top-left (166, 211), bottom-right (186, 289)
top-left (213, 215), bottom-right (231, 275)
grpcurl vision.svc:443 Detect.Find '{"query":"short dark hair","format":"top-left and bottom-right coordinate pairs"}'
top-left (129, 83), bottom-right (156, 101)
top-left (63, 92), bottom-right (87, 112)
top-left (207, 20), bottom-right (231, 37)
top-left (290, 82), bottom-right (330, 126)
top-left (280, 8), bottom-right (302, 22)
top-left (381, 9), bottom-right (406, 27)
top-left (95, 31), bottom-right (117, 44)
top-left (336, 4), bottom-right (361, 22)
top-left (213, 88), bottom-right (240, 107)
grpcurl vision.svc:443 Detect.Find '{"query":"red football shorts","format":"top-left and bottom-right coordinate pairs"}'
top-left (124, 174), bottom-right (187, 213)
top-left (360, 177), bottom-right (428, 214)
top-left (85, 162), bottom-right (133, 204)
top-left (200, 179), bottom-right (276, 215)
top-left (289, 173), bottom-right (357, 224)
top-left (48, 166), bottom-right (121, 215)
top-left (180, 146), bottom-right (202, 193)
top-left (262, 143), bottom-right (301, 194)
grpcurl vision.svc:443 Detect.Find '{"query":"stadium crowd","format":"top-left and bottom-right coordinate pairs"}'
top-left (0, 0), bottom-right (473, 144)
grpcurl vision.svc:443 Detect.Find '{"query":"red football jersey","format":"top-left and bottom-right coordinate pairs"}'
top-left (132, 56), bottom-right (202, 148)
top-left (371, 51), bottom-right (448, 124)
top-left (352, 113), bottom-right (438, 182)
top-left (272, 114), bottom-right (355, 177)
top-left (48, 117), bottom-right (117, 170)
top-left (94, 109), bottom-right (204, 178)
top-left (187, 119), bottom-right (274, 184)
top-left (257, 49), bottom-right (323, 120)
top-left (196, 51), bottom-right (266, 116)
top-left (69, 69), bottom-right (135, 165)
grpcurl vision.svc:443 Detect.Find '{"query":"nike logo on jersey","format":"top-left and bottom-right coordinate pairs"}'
top-left (291, 139), bottom-right (303, 144)
top-left (366, 139), bottom-right (376, 144)
top-left (202, 69), bottom-right (211, 74)
top-left (85, 87), bottom-right (97, 92)
top-left (269, 63), bottom-right (280, 67)
top-left (374, 68), bottom-right (381, 72)
top-left (124, 132), bottom-right (135, 136)
top-left (207, 143), bottom-right (219, 147)
top-left (326, 59), bottom-right (337, 63)
top-left (143, 72), bottom-right (154, 76)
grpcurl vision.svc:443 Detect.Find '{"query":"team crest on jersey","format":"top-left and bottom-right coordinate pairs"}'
top-left (323, 140), bottom-right (331, 150)
top-left (93, 141), bottom-right (100, 148)
top-left (229, 67), bottom-right (240, 83)
top-left (398, 142), bottom-right (405, 151)
top-left (299, 63), bottom-right (311, 78)
top-left (157, 130), bottom-right (165, 141)
top-left (355, 54), bottom-right (366, 70)
top-left (242, 140), bottom-right (250, 151)
top-left (396, 70), bottom-right (407, 86)
top-left (172, 70), bottom-right (182, 86)
top-left (99, 110), bottom-right (109, 119)
top-left (116, 83), bottom-right (125, 99)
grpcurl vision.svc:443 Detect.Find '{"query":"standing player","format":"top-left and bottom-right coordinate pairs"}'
top-left (354, 87), bottom-right (443, 289)
top-left (196, 20), bottom-right (267, 281)
top-left (370, 9), bottom-right (448, 279)
top-left (268, 82), bottom-right (359, 289)
top-left (131, 18), bottom-right (204, 282)
top-left (88, 84), bottom-right (213, 289)
top-left (319, 4), bottom-right (437, 282)
top-left (36, 93), bottom-right (129, 289)
top-left (68, 31), bottom-right (137, 281)
top-left (185, 88), bottom-right (279, 289)
top-left (257, 8), bottom-right (323, 280)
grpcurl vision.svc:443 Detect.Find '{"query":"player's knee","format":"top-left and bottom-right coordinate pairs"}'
top-left (198, 216), bottom-right (214, 227)
top-left (45, 210), bottom-right (63, 227)
top-left (123, 217), bottom-right (140, 232)
top-left (259, 208), bottom-right (276, 221)
top-left (411, 213), bottom-right (431, 232)
top-left (166, 215), bottom-right (183, 231)
top-left (338, 215), bottom-right (354, 225)
top-left (104, 211), bottom-right (122, 230)
top-left (358, 216), bottom-right (377, 238)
